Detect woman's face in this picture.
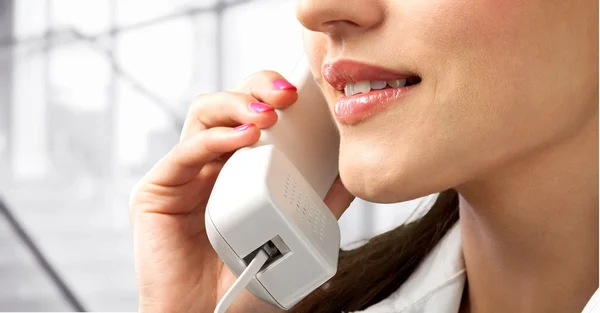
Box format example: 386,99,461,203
296,0,598,203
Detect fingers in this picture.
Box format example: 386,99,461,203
180,92,277,141
324,176,355,220
146,125,260,188
234,70,298,109
180,71,298,141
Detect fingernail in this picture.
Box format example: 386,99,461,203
249,102,274,113
233,123,253,131
272,79,297,91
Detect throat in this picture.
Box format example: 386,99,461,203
455,113,598,313
458,195,598,313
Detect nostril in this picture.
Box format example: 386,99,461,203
323,20,360,28
320,20,361,36
328,19,362,32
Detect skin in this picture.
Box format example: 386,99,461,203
130,0,598,312
297,0,598,312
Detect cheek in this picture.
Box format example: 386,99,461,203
412,0,525,64
402,0,595,190
407,0,531,134
418,0,595,139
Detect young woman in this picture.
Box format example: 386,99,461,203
129,0,599,312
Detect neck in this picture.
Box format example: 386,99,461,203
457,113,599,313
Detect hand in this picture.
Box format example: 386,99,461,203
129,71,355,313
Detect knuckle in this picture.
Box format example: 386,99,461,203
171,139,192,159
187,92,233,119
239,70,282,87
230,91,257,103
189,93,211,114
255,69,281,78
128,178,152,215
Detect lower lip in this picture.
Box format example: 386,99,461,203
334,86,415,124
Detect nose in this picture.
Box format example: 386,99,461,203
296,0,384,36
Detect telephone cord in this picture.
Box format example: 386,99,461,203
214,249,270,313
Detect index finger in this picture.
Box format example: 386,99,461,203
234,70,298,109
143,125,260,188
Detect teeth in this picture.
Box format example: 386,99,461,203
370,80,387,90
344,83,354,97
353,81,371,94
387,79,407,88
344,81,371,97
344,78,409,97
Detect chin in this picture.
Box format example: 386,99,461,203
336,136,462,204
337,144,421,204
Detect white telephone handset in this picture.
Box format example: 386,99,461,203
205,57,341,312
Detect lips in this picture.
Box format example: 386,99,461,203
322,60,421,124
323,61,415,91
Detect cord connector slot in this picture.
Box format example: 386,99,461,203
243,238,286,270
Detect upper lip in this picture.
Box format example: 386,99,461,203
323,60,415,91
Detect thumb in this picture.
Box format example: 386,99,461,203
323,176,355,220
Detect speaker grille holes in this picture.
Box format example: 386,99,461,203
283,172,326,241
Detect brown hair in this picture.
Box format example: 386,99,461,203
291,189,460,313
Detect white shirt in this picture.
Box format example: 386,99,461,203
353,223,598,313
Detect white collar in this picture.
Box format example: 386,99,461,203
351,223,465,313
583,288,599,313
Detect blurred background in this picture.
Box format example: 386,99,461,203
0,0,430,311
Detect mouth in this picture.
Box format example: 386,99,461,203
323,60,422,124
342,76,421,96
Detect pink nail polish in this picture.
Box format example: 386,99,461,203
272,79,297,91
234,123,253,131
249,102,274,113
